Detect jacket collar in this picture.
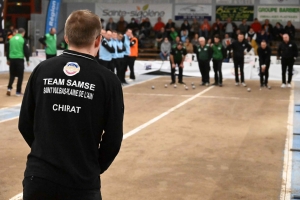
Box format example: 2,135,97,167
63,50,96,61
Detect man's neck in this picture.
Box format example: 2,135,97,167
69,47,96,57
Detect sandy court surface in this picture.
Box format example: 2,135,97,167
0,74,292,200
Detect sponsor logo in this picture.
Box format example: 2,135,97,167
63,62,80,76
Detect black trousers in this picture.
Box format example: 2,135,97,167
111,58,118,73
98,59,112,71
281,57,294,84
23,176,101,200
127,56,136,80
8,59,24,93
212,59,223,84
46,54,56,60
170,61,183,83
259,62,270,85
233,57,245,83
198,60,210,84
117,58,126,83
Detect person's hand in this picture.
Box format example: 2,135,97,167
180,63,184,68
6,61,10,65
27,61,30,67
295,57,297,61
172,63,176,68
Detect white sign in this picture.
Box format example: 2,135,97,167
260,0,300,4
216,0,254,4
174,5,212,20
95,3,172,25
257,6,300,22
175,0,211,3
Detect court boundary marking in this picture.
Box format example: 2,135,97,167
280,86,294,200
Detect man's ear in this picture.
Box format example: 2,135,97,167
64,35,69,44
95,35,101,49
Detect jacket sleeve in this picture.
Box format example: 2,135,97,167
38,35,47,46
293,42,299,58
6,41,10,60
18,67,38,147
23,40,30,62
246,42,252,52
98,79,124,174
130,38,137,47
102,40,115,53
208,47,212,60
222,46,226,59
277,43,282,58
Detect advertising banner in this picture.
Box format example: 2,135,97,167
216,0,254,4
257,6,300,22
260,0,300,4
216,6,254,21
96,3,172,25
45,0,61,33
174,5,212,21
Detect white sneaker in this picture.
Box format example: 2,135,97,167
205,83,209,86
242,82,247,87
281,84,286,88
235,82,239,86
287,84,292,88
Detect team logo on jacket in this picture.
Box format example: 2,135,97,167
63,62,80,76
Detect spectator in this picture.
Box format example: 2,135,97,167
153,17,165,34
256,29,269,45
285,21,296,40
155,27,167,49
273,22,284,41
222,33,233,48
101,19,106,30
251,18,262,33
165,19,175,38
126,18,139,35
160,37,171,61
239,19,249,34
223,18,237,37
7,28,17,40
245,28,257,41
181,29,189,43
106,18,117,31
191,33,199,46
234,29,241,40
181,20,190,33
139,17,152,39
190,18,200,37
262,19,273,36
184,38,193,53
6,25,14,41
211,18,223,39
200,18,211,39
172,36,181,48
170,27,178,42
116,16,128,34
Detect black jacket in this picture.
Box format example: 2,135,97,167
277,41,298,59
226,40,252,59
257,46,271,65
19,50,124,189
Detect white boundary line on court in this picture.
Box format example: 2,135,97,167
280,86,294,200
123,76,161,89
123,86,215,140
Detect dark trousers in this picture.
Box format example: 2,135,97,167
127,56,136,80
233,57,245,83
281,57,294,84
259,62,270,85
170,61,183,83
117,58,126,83
212,59,223,84
23,176,101,200
8,59,24,93
111,58,118,73
198,60,210,83
46,54,56,60
98,59,111,71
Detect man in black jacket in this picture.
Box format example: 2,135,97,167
19,10,124,200
257,40,271,88
277,33,298,88
226,33,252,86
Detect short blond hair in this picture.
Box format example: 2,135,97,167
64,10,101,47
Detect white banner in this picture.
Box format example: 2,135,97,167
216,0,254,4
257,6,300,22
95,3,172,25
174,5,212,21
175,0,211,3
260,0,300,4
